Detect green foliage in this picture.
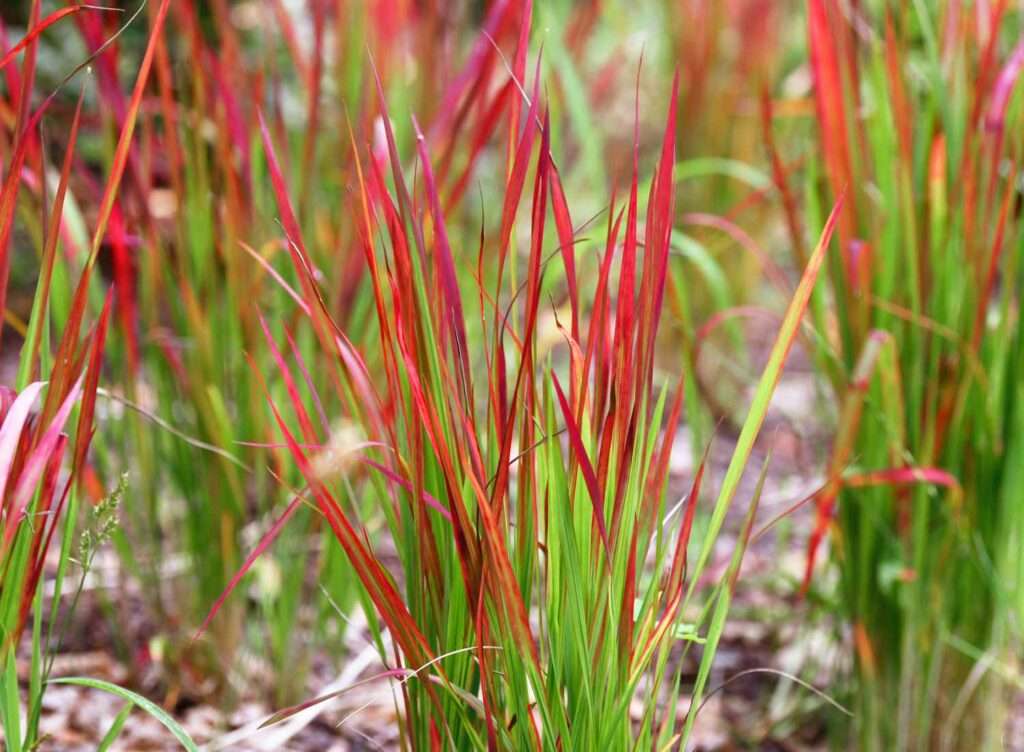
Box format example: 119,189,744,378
796,2,1024,748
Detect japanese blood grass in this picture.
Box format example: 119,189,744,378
790,2,1024,749
0,0,245,705
0,6,133,749
54,0,541,701
196,28,845,741
0,5,205,748
0,357,107,752
20,1,784,707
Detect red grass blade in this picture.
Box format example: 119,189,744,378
196,493,306,640
362,459,453,523
71,290,113,485
841,467,961,496
3,375,84,546
808,0,853,243
258,112,312,270
548,165,579,338
429,0,514,141
552,372,611,563
413,118,471,393
0,6,115,73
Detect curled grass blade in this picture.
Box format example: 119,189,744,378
48,678,198,752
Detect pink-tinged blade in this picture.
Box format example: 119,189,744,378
842,467,961,494
332,332,385,437
4,376,84,545
0,382,47,501
986,38,1024,134
12,434,67,642
496,77,542,260
76,10,127,123
844,239,872,295
20,432,65,569
362,459,453,522
523,109,552,333
368,57,418,248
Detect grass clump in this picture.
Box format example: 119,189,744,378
198,7,845,742
791,2,1024,748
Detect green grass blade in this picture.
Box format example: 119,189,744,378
686,196,844,597
48,678,199,751
96,702,133,752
